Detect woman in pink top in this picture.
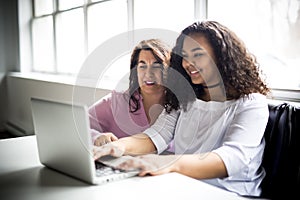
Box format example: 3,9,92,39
89,39,171,147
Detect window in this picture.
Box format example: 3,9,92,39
207,0,300,90
134,0,194,32
26,0,300,94
31,0,129,75
87,0,128,54
56,8,85,74
32,16,54,72
29,0,199,88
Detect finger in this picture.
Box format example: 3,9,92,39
138,163,156,176
96,141,105,146
110,134,118,141
109,145,124,157
105,138,112,144
93,145,112,160
145,169,162,176
94,137,102,146
138,170,152,176
94,140,100,146
117,158,154,174
117,160,139,171
93,147,103,160
105,133,118,142
94,136,106,146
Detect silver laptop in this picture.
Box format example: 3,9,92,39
30,97,139,185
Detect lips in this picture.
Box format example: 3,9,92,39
144,81,155,86
188,66,203,76
190,70,199,75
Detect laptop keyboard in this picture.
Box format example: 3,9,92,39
95,162,124,177
94,161,140,184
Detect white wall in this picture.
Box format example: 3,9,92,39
6,74,111,136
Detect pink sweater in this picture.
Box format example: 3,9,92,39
88,90,150,144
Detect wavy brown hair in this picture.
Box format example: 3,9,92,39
165,21,270,112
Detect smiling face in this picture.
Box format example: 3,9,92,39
181,33,220,86
137,50,165,95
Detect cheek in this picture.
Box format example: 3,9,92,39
137,71,144,84
137,69,144,78
201,56,214,67
181,59,188,69
154,72,163,83
206,60,218,73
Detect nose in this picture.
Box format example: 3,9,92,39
145,67,154,77
182,58,195,70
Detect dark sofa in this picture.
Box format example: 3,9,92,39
260,102,300,199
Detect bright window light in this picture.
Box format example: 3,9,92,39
34,0,53,16
32,16,55,72
208,0,300,89
87,0,127,54
28,0,300,91
56,8,85,74
58,0,83,10
134,0,194,32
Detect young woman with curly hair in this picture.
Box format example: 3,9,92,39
93,21,270,197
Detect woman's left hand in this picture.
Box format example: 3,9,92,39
117,154,180,176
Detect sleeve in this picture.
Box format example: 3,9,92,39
88,93,113,144
144,109,180,154
212,94,269,177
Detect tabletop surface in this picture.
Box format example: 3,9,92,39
0,135,264,200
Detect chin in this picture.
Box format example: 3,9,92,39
191,80,203,84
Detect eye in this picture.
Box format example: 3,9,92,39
138,64,147,69
152,64,164,69
194,52,204,57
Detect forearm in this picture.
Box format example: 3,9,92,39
116,133,157,155
174,152,228,179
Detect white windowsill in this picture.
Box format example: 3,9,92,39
8,72,76,85
7,72,300,106
7,72,128,91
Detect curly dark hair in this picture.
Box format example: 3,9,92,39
165,21,270,112
127,39,171,113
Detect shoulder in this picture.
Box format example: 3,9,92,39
237,93,268,105
88,90,124,110
244,93,267,101
88,90,128,114
110,90,134,104
111,90,127,97
96,90,127,103
234,93,269,114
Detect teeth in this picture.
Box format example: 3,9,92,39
145,81,155,85
190,71,199,74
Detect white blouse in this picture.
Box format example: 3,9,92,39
144,93,269,196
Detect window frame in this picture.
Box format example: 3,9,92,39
28,0,207,75
18,0,300,103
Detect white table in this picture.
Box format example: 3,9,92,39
0,136,263,200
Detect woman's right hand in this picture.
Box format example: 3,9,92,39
94,133,118,146
93,141,125,160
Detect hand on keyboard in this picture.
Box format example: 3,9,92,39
93,142,125,160
97,155,140,169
